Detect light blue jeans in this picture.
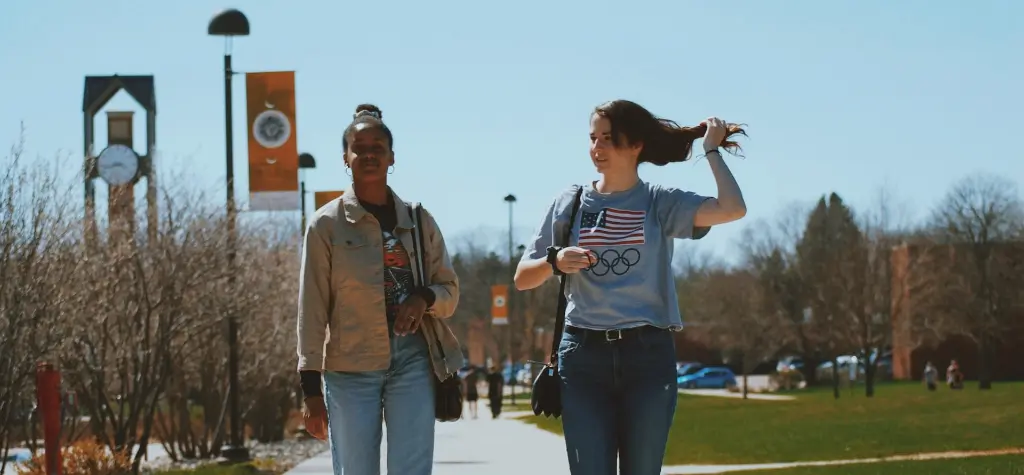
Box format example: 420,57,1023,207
323,333,435,475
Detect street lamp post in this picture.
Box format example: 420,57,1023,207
298,152,317,231
208,8,250,463
295,152,317,410
515,243,530,381
503,193,517,405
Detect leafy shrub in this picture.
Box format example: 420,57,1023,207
17,438,132,475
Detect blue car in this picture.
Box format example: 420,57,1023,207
677,367,737,389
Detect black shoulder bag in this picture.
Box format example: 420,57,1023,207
531,186,583,418
408,203,463,422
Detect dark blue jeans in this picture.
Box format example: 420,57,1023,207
558,325,678,475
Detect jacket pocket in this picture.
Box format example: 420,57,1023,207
326,288,390,367
331,235,382,291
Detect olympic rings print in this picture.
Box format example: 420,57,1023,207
585,248,642,276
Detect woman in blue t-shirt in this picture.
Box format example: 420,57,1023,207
514,99,748,475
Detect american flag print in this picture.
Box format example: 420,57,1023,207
578,208,646,247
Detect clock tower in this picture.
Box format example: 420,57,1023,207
82,75,157,246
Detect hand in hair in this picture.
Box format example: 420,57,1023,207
701,117,730,153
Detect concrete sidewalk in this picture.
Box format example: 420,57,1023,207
285,406,569,474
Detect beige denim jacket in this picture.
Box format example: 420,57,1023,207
296,187,464,380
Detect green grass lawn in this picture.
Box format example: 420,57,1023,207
727,454,1024,475
521,382,1024,466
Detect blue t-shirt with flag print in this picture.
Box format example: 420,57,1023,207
521,180,710,331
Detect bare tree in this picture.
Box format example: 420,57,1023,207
516,276,560,367
673,243,724,278
148,185,304,460
687,269,787,399
236,225,301,444
923,174,1024,389
734,203,808,363
450,243,504,363
0,139,346,474
848,184,918,397
0,135,82,475
736,201,810,265
58,179,241,472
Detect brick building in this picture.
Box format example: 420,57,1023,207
890,242,1024,381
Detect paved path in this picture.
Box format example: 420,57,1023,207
285,406,568,474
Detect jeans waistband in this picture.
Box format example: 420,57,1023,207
564,324,666,342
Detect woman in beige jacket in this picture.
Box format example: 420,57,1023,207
296,104,463,475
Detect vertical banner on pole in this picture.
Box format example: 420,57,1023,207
35,362,62,475
491,284,508,325
246,71,299,211
314,190,345,210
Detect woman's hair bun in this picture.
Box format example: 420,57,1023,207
353,103,382,119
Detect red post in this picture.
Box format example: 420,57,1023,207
35,362,62,475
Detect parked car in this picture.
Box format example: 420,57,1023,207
816,350,893,382
776,355,804,373
678,367,737,389
677,362,704,378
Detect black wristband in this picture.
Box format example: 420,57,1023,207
415,287,437,308
546,246,564,276
705,149,721,156
299,370,323,399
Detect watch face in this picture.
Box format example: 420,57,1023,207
97,144,139,186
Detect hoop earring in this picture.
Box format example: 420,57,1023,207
345,167,352,177
387,165,395,175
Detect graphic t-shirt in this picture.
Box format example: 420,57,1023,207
381,229,415,325
521,180,710,331
360,198,414,326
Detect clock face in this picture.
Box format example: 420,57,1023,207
97,144,139,186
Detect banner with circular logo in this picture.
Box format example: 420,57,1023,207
245,71,299,211
491,284,509,325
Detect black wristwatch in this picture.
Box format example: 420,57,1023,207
546,246,564,276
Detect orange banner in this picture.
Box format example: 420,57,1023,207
491,284,508,325
314,190,345,210
246,71,299,211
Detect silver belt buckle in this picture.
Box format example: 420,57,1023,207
605,329,623,341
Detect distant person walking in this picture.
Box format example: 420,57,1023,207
923,361,938,391
515,100,748,474
486,366,505,419
295,104,463,475
464,366,480,419
946,359,964,390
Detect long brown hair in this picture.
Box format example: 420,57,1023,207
593,99,747,166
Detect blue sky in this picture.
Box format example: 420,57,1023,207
1,0,1021,263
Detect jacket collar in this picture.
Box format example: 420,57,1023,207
340,186,415,230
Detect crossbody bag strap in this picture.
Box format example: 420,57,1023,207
409,203,449,364
547,186,584,365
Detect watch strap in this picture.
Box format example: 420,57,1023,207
546,246,564,276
